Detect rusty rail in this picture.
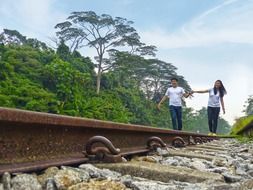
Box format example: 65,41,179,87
0,107,218,174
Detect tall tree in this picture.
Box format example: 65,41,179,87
55,11,155,94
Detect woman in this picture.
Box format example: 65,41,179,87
192,80,227,136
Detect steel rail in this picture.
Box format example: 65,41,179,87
0,107,218,174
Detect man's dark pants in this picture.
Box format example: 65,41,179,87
169,105,182,130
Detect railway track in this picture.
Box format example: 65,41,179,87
0,107,218,175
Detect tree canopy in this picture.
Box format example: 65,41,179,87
55,11,156,94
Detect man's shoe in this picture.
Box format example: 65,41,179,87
208,132,213,136
212,133,217,136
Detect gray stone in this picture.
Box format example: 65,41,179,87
191,160,206,171
205,182,240,190
238,148,248,153
222,172,242,183
120,174,134,186
207,167,228,174
79,164,104,178
156,147,170,157
2,172,11,190
241,179,253,189
247,169,253,177
37,167,59,187
132,156,161,163
79,163,121,180
61,166,90,181
235,167,248,176
129,180,176,190
11,174,42,190
99,168,122,180
247,164,253,170
54,169,83,190
238,153,252,160
212,157,227,167
68,179,128,190
45,178,57,190
161,157,179,166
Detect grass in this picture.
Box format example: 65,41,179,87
230,115,253,135
217,134,238,138
236,136,253,143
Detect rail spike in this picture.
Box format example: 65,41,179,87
207,137,213,142
171,136,186,148
194,137,203,144
202,137,208,143
85,136,122,163
147,136,166,151
188,136,196,145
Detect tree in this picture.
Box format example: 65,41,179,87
43,58,91,115
55,11,155,94
103,51,190,102
0,29,26,45
0,29,50,51
243,95,253,116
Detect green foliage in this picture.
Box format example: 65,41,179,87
230,115,253,135
0,77,58,112
236,136,253,143
0,45,58,112
80,91,131,122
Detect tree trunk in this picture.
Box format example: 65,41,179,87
96,56,103,94
96,70,102,94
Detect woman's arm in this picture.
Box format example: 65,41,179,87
220,97,225,114
183,92,192,98
192,90,209,93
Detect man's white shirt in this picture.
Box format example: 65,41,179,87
165,87,185,106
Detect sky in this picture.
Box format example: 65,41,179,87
1,0,253,124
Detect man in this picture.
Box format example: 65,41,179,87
158,78,191,130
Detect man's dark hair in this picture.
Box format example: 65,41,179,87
171,77,178,82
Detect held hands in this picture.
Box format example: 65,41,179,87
186,91,194,98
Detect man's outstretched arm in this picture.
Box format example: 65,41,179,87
157,96,168,110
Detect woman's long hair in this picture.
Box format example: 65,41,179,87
214,80,227,98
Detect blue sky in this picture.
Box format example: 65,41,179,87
1,0,253,124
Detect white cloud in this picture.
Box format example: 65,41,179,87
140,0,253,49
0,0,66,43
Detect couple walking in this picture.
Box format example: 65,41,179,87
158,78,227,135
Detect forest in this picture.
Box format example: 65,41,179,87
0,11,237,134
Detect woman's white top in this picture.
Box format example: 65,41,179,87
208,88,220,107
